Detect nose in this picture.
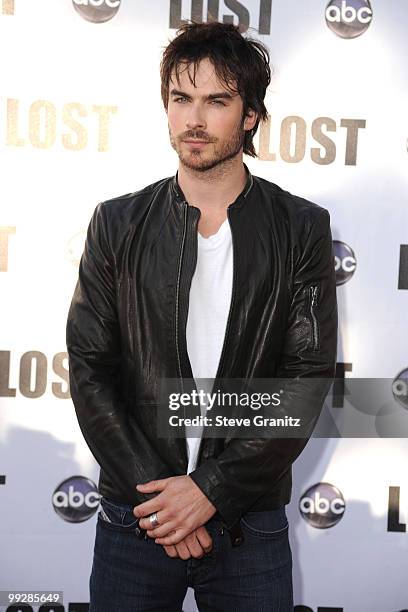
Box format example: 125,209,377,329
185,103,206,131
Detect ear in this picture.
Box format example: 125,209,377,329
243,108,258,132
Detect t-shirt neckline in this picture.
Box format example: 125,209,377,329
197,218,229,245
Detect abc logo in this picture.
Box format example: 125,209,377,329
72,0,121,23
325,0,373,39
52,476,100,522
333,240,356,285
299,482,345,528
392,368,408,410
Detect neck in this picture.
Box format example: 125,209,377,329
176,156,248,211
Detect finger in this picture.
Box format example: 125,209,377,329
155,528,187,546
139,510,170,531
136,478,170,494
174,541,191,561
133,498,164,519
195,526,213,552
184,531,205,559
163,545,179,558
145,520,178,539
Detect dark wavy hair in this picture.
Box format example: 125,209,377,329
160,21,272,158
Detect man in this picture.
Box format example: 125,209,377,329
66,20,337,612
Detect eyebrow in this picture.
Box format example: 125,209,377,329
169,88,236,101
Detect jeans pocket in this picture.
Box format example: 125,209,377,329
98,496,140,532
240,507,289,538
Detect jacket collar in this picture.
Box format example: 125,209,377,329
171,162,254,210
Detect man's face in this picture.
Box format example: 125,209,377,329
167,57,256,172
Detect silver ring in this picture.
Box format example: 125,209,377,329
149,512,160,528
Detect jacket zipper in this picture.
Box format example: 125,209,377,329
125,226,139,361
175,202,188,393
309,284,320,351
118,274,134,360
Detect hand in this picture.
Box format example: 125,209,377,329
162,525,213,560
133,475,217,546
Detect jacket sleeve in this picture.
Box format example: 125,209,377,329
66,201,173,504
188,208,338,530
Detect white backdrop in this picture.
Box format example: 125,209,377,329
1,1,408,610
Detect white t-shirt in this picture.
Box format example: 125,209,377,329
185,216,233,474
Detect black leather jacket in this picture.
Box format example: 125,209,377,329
66,163,338,534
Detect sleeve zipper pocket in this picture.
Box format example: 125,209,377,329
308,284,320,351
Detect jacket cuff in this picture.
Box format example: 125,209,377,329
188,458,242,530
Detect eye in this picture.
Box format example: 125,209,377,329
211,100,225,106
174,96,188,103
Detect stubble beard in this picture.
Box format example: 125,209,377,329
169,116,246,174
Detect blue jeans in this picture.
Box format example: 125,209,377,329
89,496,293,611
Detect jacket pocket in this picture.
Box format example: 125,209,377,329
307,283,320,352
